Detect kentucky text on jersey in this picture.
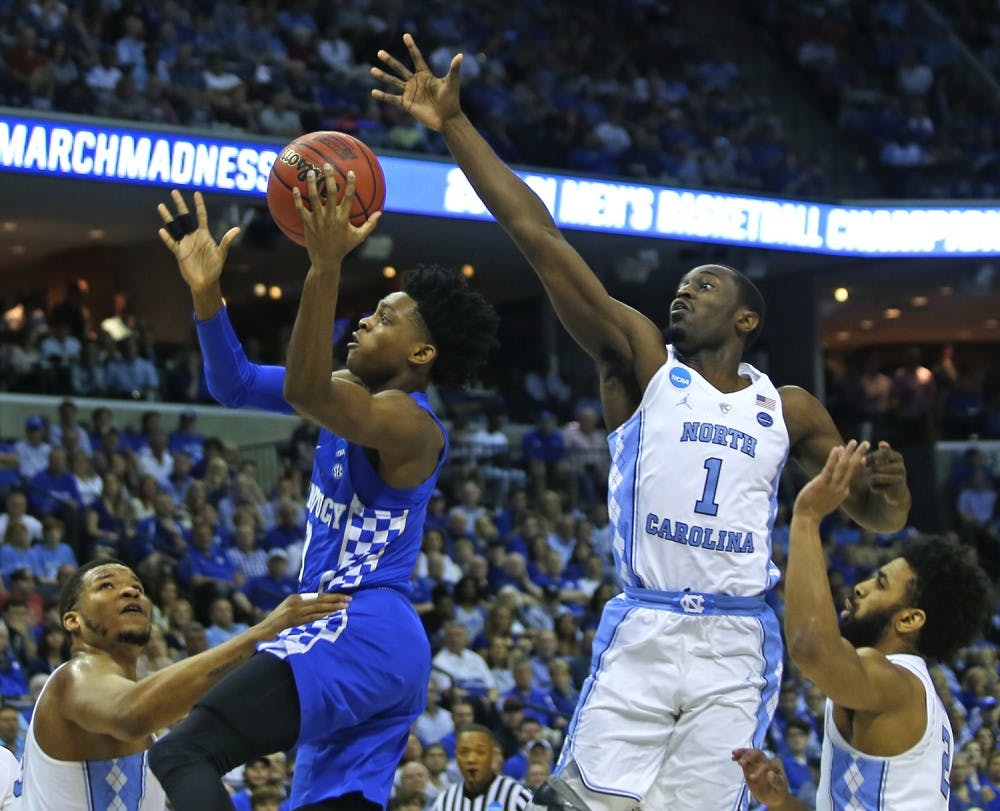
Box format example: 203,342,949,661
680,421,758,457
644,514,755,553
305,482,350,530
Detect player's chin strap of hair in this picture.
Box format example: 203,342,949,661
165,212,198,241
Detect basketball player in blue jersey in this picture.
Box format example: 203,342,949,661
18,559,349,810
734,440,992,810
148,176,498,810
373,36,911,810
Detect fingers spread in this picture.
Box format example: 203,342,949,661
371,66,406,91
403,32,430,72
171,189,189,215
377,48,413,80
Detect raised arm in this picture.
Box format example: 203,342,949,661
372,35,666,386
781,385,910,533
157,190,292,414
784,441,920,711
279,167,443,476
61,592,349,740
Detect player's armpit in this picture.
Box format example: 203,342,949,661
60,659,151,741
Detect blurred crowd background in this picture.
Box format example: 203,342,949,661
2,1,1000,810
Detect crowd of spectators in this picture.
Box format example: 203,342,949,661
0,0,827,197
0,379,997,808
746,0,1000,199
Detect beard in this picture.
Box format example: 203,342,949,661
840,604,898,649
118,629,151,646
665,323,687,348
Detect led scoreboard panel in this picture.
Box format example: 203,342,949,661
3,113,1000,257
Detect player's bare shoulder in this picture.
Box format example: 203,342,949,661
778,385,831,447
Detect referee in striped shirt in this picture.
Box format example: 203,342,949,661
431,724,533,811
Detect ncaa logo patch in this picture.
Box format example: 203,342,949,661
756,412,773,427
669,367,691,388
488,803,503,811
332,463,344,479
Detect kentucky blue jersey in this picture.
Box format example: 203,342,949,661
297,392,447,594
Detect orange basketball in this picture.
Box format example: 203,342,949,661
267,131,386,246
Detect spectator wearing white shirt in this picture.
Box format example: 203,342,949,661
431,622,498,702
415,679,454,746
138,432,174,489
0,492,42,543
40,322,81,367
50,400,93,456
15,417,51,479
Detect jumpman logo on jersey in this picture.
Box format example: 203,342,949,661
675,393,692,409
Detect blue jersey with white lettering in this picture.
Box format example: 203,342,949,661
607,345,788,596
298,391,447,594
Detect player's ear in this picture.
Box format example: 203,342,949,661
895,606,925,636
63,610,81,636
736,307,760,338
410,341,437,368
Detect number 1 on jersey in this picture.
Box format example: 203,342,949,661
694,457,722,516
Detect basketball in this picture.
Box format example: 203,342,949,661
267,131,386,246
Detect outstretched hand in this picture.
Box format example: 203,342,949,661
157,190,239,292
293,164,381,270
732,749,792,805
371,32,463,132
794,439,869,522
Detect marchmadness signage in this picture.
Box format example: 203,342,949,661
3,113,1000,257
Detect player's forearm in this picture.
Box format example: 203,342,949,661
441,114,558,244
195,305,292,413
785,514,843,670
118,625,270,736
283,265,341,407
847,485,911,534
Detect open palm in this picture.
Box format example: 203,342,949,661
371,33,463,132
157,190,239,291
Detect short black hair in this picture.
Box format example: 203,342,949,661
403,265,499,388
902,536,993,661
58,558,129,619
456,723,500,749
718,264,765,347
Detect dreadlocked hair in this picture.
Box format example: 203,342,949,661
403,265,499,388
902,535,994,662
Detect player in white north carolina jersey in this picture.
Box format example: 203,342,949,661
16,560,345,810
736,442,993,811
372,33,912,810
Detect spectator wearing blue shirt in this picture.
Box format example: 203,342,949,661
203,597,249,649
132,491,187,565
27,447,82,518
0,624,28,706
104,335,159,399
1,522,38,580
263,500,303,551
547,658,579,721
168,411,206,466
32,517,77,596
239,549,297,616
502,659,558,728
780,717,813,795
521,411,569,502
502,717,552,780
163,451,195,504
